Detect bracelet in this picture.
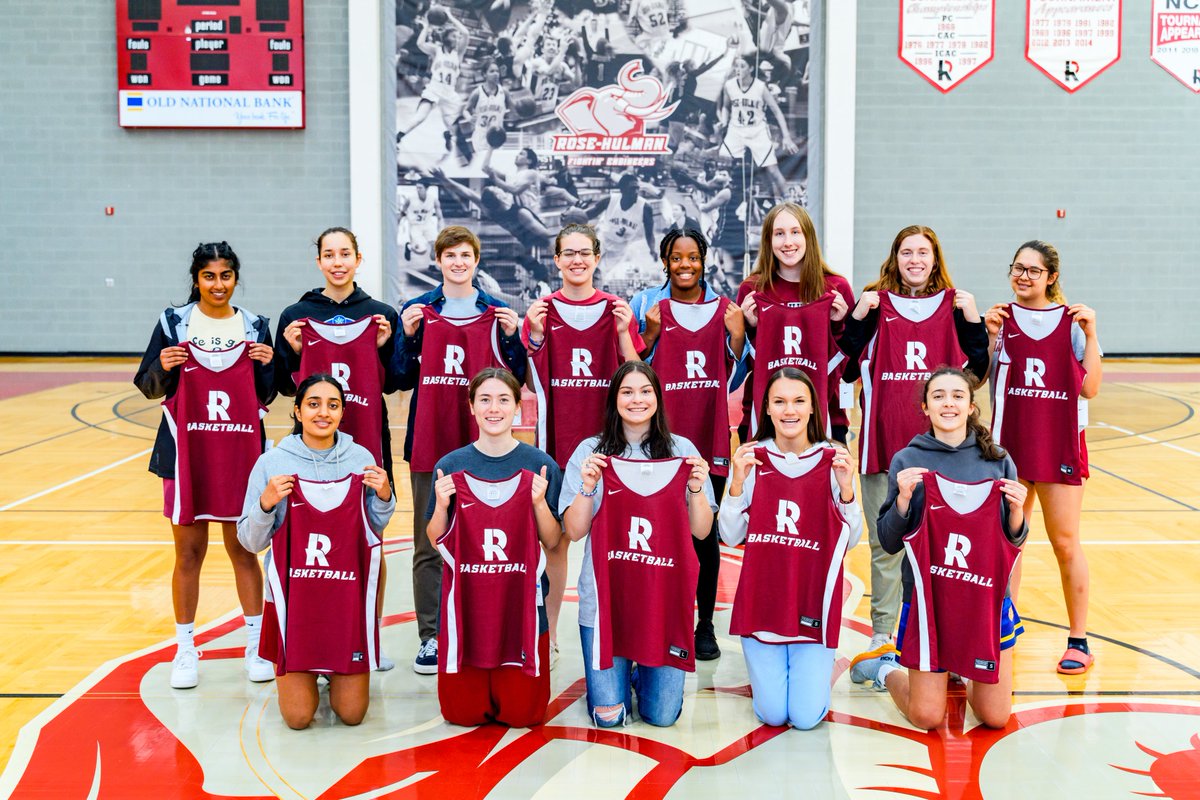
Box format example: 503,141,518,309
528,336,544,348
687,484,704,495
580,485,598,497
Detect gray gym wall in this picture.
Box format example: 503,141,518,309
854,1,1199,354
0,0,354,354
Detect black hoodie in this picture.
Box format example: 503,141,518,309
877,431,1028,603
275,284,401,478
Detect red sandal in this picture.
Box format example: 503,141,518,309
1057,647,1094,675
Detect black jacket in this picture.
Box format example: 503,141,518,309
133,304,275,479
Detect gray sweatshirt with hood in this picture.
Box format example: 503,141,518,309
877,431,1028,603
237,432,395,554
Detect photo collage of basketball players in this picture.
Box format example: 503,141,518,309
392,0,812,309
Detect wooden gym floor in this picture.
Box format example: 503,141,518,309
0,357,1198,798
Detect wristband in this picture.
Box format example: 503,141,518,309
580,485,598,497
528,336,544,348
687,484,703,495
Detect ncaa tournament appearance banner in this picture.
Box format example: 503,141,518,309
1152,0,1200,93
898,1,995,93
1025,1,1121,93
390,0,814,309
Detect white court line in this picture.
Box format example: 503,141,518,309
0,447,152,512
1092,422,1200,458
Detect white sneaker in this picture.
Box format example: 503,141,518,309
549,641,560,670
170,647,200,689
868,632,893,651
244,646,275,682
376,654,396,672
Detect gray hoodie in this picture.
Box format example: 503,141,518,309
877,431,1028,602
237,432,395,554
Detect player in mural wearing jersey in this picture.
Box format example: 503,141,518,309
523,223,644,657
562,362,716,727
587,173,657,288
463,60,510,160
717,56,797,200
985,241,1102,675
396,5,471,156
394,226,526,675
629,227,747,661
627,0,672,57
839,225,989,665
736,204,853,441
426,368,563,726
849,368,1028,731
238,374,395,729
720,368,860,729
134,242,276,690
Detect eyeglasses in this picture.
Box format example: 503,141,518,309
1009,263,1046,280
557,249,596,260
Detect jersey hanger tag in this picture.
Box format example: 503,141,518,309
839,382,854,409
209,354,224,368
1031,312,1044,326
334,326,347,338
486,486,500,501
639,462,653,475
952,482,968,496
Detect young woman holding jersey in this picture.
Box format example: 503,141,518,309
840,225,990,662
238,374,395,730
134,242,275,690
985,241,1102,674
736,203,854,443
719,368,861,729
562,362,716,728
426,367,563,727
629,226,747,661
849,368,1027,731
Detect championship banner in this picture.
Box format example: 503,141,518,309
390,0,814,309
1151,0,1200,93
1026,1,1121,93
898,1,995,93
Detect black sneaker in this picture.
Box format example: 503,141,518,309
413,638,438,674
695,620,721,661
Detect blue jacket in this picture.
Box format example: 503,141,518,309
392,284,527,463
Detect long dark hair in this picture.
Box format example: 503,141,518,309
755,367,827,447
1011,239,1066,304
594,362,674,460
187,241,240,304
291,373,347,435
922,367,1006,461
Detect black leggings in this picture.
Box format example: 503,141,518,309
694,474,726,624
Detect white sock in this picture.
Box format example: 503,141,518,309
244,615,262,651
877,659,900,685
176,622,195,651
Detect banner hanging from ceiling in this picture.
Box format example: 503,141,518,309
898,1,995,93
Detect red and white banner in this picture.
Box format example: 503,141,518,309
1026,1,1121,92
898,1,995,93
1151,0,1200,93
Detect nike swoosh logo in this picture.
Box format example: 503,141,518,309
885,315,899,322
291,502,305,508
306,339,321,346
461,502,475,509
665,325,677,331
184,367,199,372
757,470,773,477
930,505,945,510
607,489,622,496
1007,333,1021,338
551,324,564,331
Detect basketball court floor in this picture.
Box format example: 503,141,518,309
1,357,1198,798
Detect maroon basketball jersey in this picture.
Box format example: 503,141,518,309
750,293,844,438
296,317,385,466
992,304,1086,485
260,474,382,675
410,307,505,472
859,291,966,474
529,298,621,467
162,342,265,525
729,447,851,647
653,297,733,476
590,457,699,671
899,473,1018,684
437,470,546,676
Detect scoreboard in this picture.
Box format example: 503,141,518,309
117,0,305,128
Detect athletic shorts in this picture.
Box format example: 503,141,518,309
896,596,1024,671
721,127,777,168
163,479,175,520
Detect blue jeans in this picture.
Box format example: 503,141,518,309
579,625,685,728
741,637,835,730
